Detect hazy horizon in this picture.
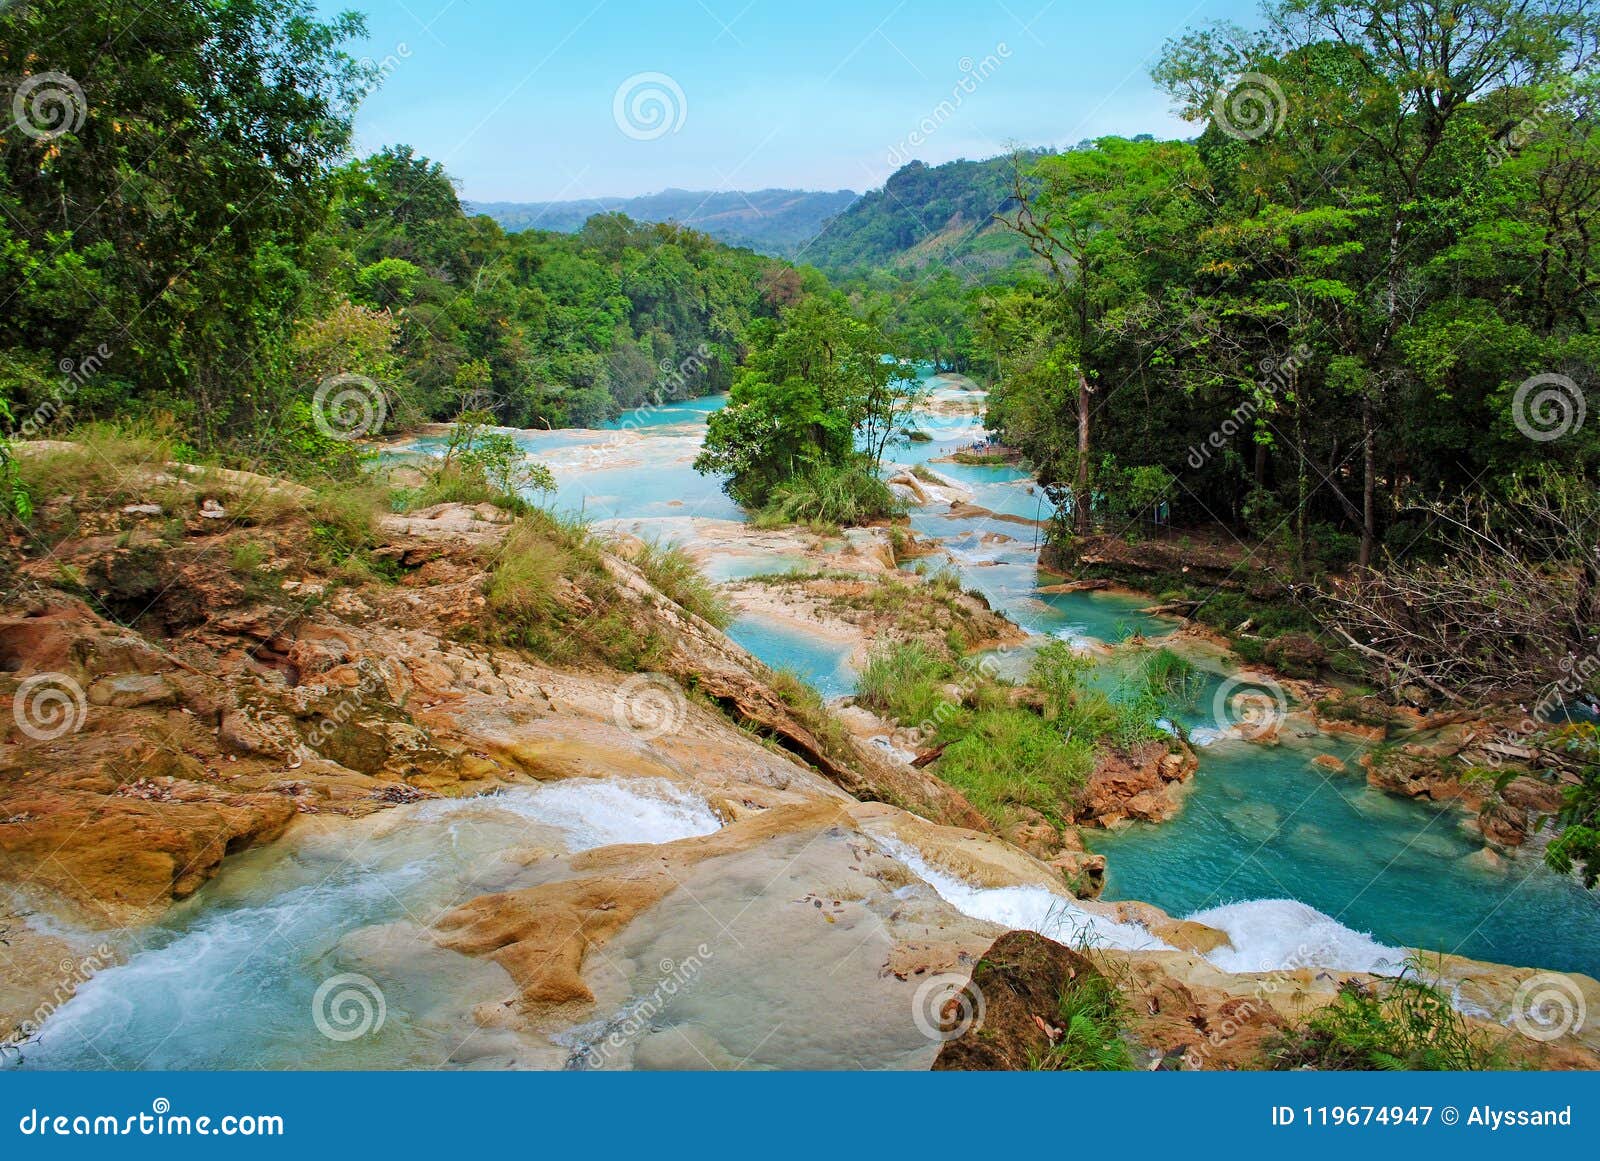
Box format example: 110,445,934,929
321,0,1261,203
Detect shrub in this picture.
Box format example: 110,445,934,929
1139,646,1201,704
753,460,902,530
1267,962,1506,1071
1262,632,1327,679
405,411,557,514
0,399,28,520
632,539,733,629
1031,640,1165,749
1546,724,1600,888
856,640,956,728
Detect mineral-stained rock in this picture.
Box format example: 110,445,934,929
86,672,176,709
1074,740,1196,827
0,781,296,923
434,800,856,1007
932,930,1109,1070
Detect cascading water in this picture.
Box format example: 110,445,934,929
872,835,1171,953
9,778,722,1070
15,388,1597,1072
396,388,1598,978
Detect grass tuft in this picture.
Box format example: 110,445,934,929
478,509,668,671
1031,971,1133,1071
631,539,734,629
1267,959,1507,1071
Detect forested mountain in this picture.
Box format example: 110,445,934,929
471,188,858,257
802,153,1052,279
336,150,804,431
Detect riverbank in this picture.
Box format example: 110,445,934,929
379,391,1600,978
2,458,1591,1067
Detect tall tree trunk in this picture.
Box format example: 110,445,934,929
1294,387,1308,579
1075,367,1092,537
1360,392,1376,569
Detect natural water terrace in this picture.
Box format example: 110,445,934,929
19,384,1591,1072
386,384,1600,980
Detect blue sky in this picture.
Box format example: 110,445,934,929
323,0,1262,203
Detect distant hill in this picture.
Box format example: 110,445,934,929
798,153,1049,281
469,188,858,257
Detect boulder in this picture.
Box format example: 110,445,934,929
86,673,176,710
932,930,1107,1070
1075,741,1196,827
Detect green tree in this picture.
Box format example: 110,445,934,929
994,138,1207,535
695,296,916,510
0,0,375,445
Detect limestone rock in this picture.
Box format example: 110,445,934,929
86,672,176,709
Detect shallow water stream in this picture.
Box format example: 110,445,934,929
17,380,1598,1070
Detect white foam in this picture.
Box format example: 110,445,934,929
14,779,722,1068
875,836,1171,952
416,778,721,852
1186,898,1405,975
879,837,1408,977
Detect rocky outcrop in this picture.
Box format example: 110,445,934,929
932,930,1108,1070
1073,741,1198,828
1359,725,1569,848
0,466,988,936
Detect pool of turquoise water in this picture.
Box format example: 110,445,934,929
391,399,741,523
700,552,813,583
725,616,855,700
601,394,726,429
1088,666,1600,975
1093,735,1600,975
393,388,1600,976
